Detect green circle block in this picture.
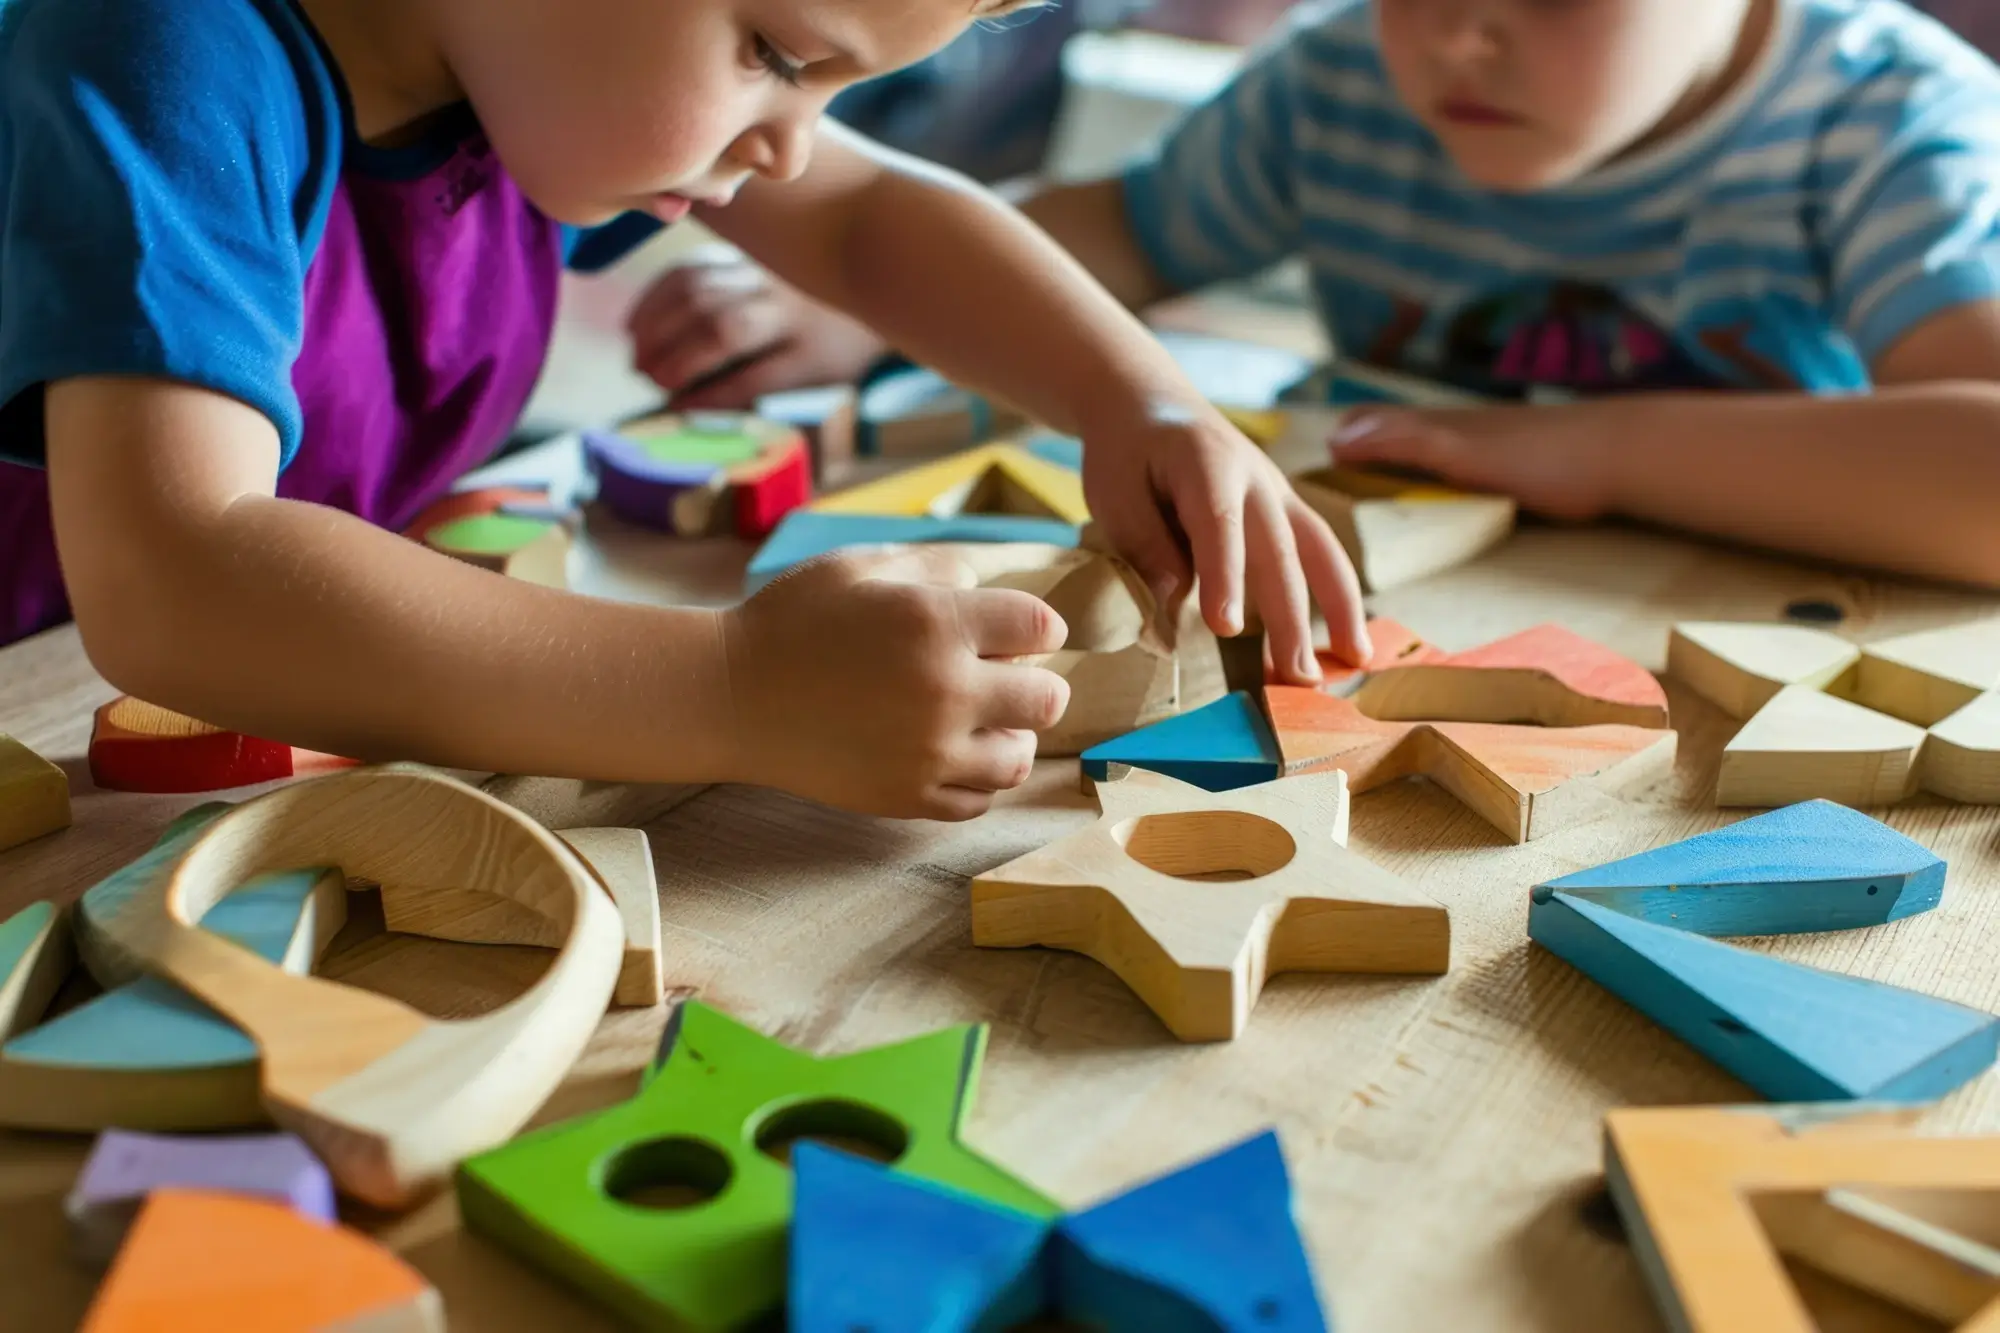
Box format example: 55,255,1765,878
425,513,555,554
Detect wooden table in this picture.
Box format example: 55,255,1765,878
7,501,2000,1331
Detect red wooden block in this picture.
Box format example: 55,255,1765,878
88,699,294,795
733,437,812,540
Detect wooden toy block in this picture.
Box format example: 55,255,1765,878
757,384,859,479
1304,616,1447,695
745,510,1080,593
1855,619,2000,726
2,865,347,1133
1666,622,1859,720
971,768,1450,1042
1536,800,1945,936
811,441,1090,525
66,1129,335,1267
80,1189,442,1332
858,366,1029,458
84,766,623,1208
0,900,71,1042
1926,689,2000,803
789,1143,1050,1332
381,826,664,1008
477,772,708,830
1265,686,1676,843
1530,888,1999,1101
1751,1186,2000,1326
1080,691,1280,792
1605,1103,2000,1333
89,697,296,794
1052,1130,1329,1332
419,512,570,588
1717,685,1927,808
1024,431,1084,472
400,486,554,538
0,733,69,851
455,999,1056,1331
1351,622,1670,729
1290,464,1515,593
589,412,812,538
76,802,234,987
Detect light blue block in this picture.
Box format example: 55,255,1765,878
1530,889,2000,1102
1024,433,1083,472
789,1144,1050,1332
1082,692,1280,792
1052,1131,1331,1332
1539,801,1945,936
745,512,1080,593
75,802,233,987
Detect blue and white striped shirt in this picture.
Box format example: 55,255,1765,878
1123,0,2000,398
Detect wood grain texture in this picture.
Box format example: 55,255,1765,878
88,767,624,1207
0,734,69,852
1606,1105,2000,1333
1353,623,1670,729
971,769,1449,1042
1718,686,1927,808
1290,465,1515,594
1752,1187,2000,1325
80,1189,442,1332
88,698,296,795
1667,622,1860,720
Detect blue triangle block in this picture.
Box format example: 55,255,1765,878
1052,1131,1330,1332
1530,889,1999,1101
1081,692,1281,792
746,511,1080,592
1539,801,1945,936
789,1143,1050,1332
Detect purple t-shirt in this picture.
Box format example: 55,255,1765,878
0,0,654,646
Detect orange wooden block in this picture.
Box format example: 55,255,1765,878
1351,623,1670,729
89,698,295,795
1265,686,1675,843
82,1189,442,1331
1298,616,1448,694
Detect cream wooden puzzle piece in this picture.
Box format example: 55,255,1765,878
1288,465,1516,593
87,765,623,1208
970,768,1449,1042
1666,622,1861,720
1606,1104,2000,1333
1926,690,2000,804
1716,685,1928,808
1351,623,1670,729
1855,619,2000,726
381,826,664,1007
0,734,70,852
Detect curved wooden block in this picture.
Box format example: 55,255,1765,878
1354,623,1669,729
1718,686,1926,809
1925,691,2000,804
1290,465,1515,593
89,697,295,795
0,900,71,1042
1667,623,1859,721
0,733,70,852
81,1190,441,1332
93,766,623,1208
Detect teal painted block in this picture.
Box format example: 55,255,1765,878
75,802,233,987
1081,692,1280,792
745,512,1079,593
1024,434,1083,472
1539,801,1945,936
1530,889,2000,1101
790,1144,1050,1332
1053,1131,1330,1331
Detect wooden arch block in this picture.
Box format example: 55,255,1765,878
1667,622,1859,720
1606,1104,2000,1333
1531,889,1998,1101
1717,686,1927,808
1351,623,1669,729
0,733,69,852
1536,800,1945,937
456,1000,1054,1330
82,766,624,1207
971,768,1450,1042
0,900,71,1042
81,1190,441,1332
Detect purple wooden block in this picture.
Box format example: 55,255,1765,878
65,1129,336,1266
583,428,722,531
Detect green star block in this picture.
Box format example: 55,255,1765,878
455,1001,1055,1331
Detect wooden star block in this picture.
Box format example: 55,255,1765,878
456,1000,1054,1331
1264,687,1675,843
1351,622,1670,729
1606,1103,2000,1333
0,734,69,852
971,768,1449,1042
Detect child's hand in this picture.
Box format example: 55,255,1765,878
1084,401,1371,682
720,547,1071,821
1329,404,1616,522
626,254,889,408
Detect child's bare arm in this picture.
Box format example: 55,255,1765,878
46,375,1067,818
1330,301,2000,587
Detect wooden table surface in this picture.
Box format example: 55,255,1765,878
7,499,2000,1331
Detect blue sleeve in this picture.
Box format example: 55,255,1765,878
1120,26,1305,294
0,0,323,467
1821,42,2000,364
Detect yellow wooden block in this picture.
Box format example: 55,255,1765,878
0,735,70,853
810,443,1089,525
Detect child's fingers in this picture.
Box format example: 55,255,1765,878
1090,490,1192,616
920,786,999,822
970,660,1072,733
1168,460,1250,639
669,344,817,411
1290,495,1372,667
635,293,790,392
1244,486,1320,685
625,257,764,341
947,726,1042,793
1329,409,1471,478
955,586,1070,659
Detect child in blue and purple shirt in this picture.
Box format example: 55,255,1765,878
0,0,1370,820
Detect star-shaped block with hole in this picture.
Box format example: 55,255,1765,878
971,767,1450,1042
454,1000,1055,1331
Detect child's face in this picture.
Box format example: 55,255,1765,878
1375,0,1754,191
435,0,981,224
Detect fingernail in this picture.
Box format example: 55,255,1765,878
1221,599,1243,636
1294,648,1322,683
1330,415,1382,447
1355,629,1376,662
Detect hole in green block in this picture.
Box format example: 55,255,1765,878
755,1099,909,1167
604,1136,733,1210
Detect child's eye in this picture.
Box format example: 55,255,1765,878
754,36,804,88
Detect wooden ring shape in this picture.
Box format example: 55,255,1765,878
100,765,624,1209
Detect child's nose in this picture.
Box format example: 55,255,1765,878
736,114,815,184
1432,0,1505,64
